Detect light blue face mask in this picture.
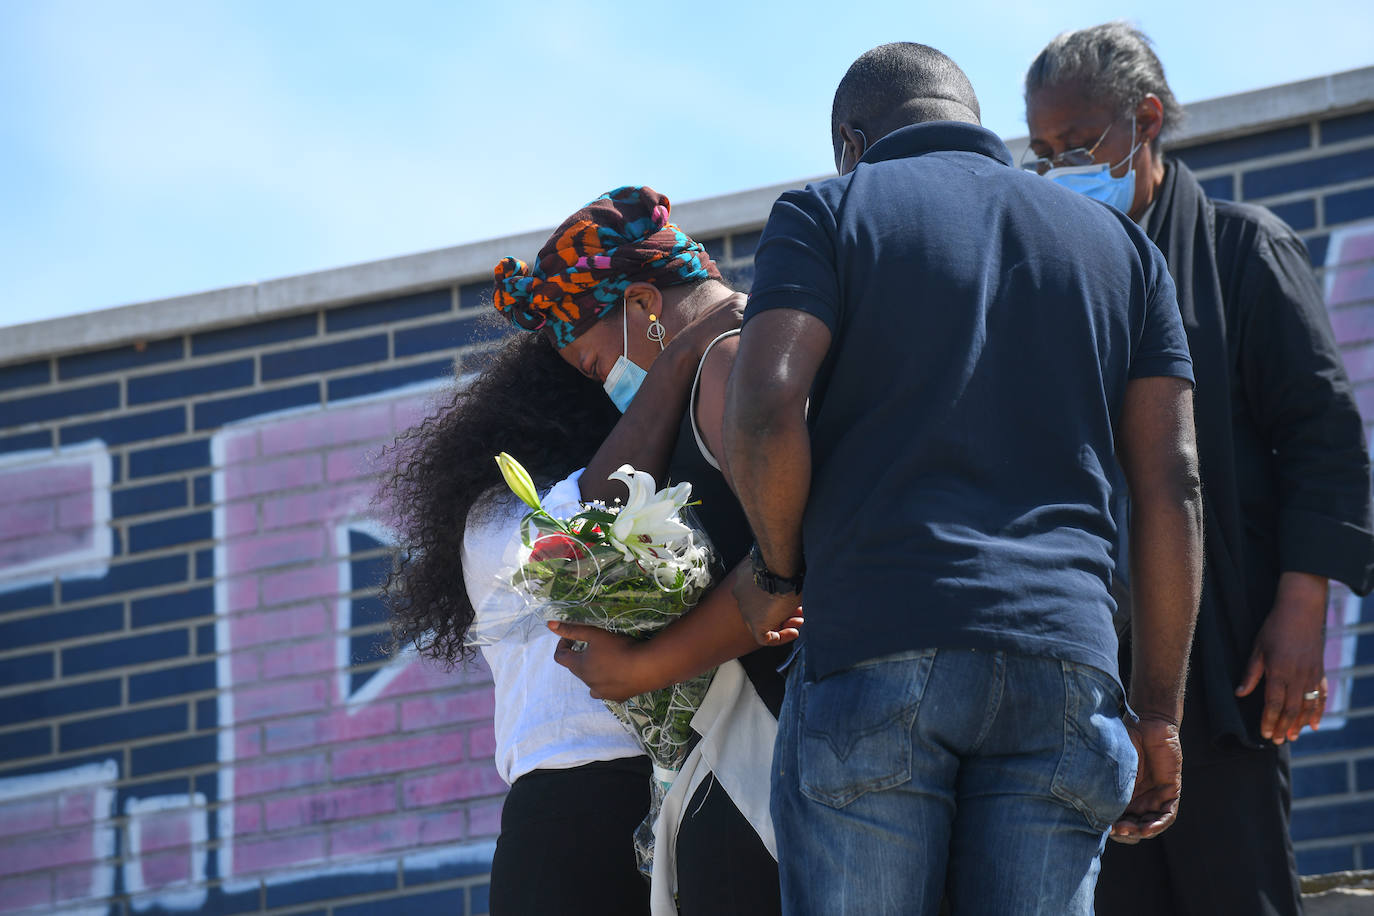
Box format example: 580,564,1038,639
602,304,647,413
1045,118,1143,213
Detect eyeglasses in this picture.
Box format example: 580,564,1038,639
1021,120,1117,175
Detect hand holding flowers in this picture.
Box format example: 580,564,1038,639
549,621,658,702
491,453,719,876
514,456,714,770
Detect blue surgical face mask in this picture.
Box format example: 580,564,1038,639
602,305,646,413
1045,118,1142,213
603,356,646,413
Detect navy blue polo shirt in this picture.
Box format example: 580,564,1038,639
744,121,1193,685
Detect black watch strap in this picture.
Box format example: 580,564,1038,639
750,541,804,595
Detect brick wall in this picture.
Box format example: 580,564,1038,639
0,225,759,913
1,72,1372,912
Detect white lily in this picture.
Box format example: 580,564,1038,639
607,465,694,560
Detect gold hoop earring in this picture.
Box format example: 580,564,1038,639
646,313,666,350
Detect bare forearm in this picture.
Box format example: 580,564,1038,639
723,402,810,576
1128,490,1203,722
1117,377,1204,724
581,346,696,503
1276,570,1328,608
721,309,830,577
627,563,760,690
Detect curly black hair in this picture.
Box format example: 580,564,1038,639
379,328,620,667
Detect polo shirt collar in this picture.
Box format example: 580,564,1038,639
859,121,1014,169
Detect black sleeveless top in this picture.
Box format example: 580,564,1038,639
667,409,788,717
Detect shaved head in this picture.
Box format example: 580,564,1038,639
831,42,981,159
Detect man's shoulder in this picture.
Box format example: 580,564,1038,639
787,174,848,208
765,179,847,236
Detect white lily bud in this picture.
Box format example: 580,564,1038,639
495,452,542,511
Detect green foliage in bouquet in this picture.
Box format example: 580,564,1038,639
494,452,717,774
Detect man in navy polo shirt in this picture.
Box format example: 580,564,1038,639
721,43,1203,914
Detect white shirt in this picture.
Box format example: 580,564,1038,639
462,469,643,785
650,659,778,914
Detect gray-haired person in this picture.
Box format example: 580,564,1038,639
1025,22,1374,916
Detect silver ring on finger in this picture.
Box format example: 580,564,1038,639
570,640,588,654
1302,689,1321,701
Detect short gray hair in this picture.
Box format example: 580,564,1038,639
1024,22,1184,145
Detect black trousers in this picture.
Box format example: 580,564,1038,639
1095,743,1303,916
490,757,651,916
675,774,782,916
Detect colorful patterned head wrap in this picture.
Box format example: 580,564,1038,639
492,186,722,348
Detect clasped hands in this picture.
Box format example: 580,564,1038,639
732,575,805,647
1111,716,1182,844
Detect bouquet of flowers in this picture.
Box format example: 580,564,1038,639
492,453,718,874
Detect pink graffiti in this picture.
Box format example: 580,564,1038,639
123,794,209,910
0,761,117,913
1327,221,1374,349
0,441,110,587
1319,421,1374,730
212,391,502,888
1327,227,1374,308
1321,220,1374,729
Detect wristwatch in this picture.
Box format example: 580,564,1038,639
749,541,804,595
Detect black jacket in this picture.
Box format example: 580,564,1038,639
1141,161,1374,751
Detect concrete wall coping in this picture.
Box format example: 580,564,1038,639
0,178,807,366
1168,65,1374,146
3,66,1371,366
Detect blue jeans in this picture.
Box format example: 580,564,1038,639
772,647,1136,915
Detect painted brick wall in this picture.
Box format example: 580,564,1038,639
1169,106,1374,874
1,84,1373,912
0,235,757,914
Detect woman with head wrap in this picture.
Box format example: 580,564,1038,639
494,186,789,915
382,330,658,914
388,187,785,915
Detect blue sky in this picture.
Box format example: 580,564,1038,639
1,0,1371,328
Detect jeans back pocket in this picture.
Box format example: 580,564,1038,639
798,650,936,809
1050,661,1138,833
